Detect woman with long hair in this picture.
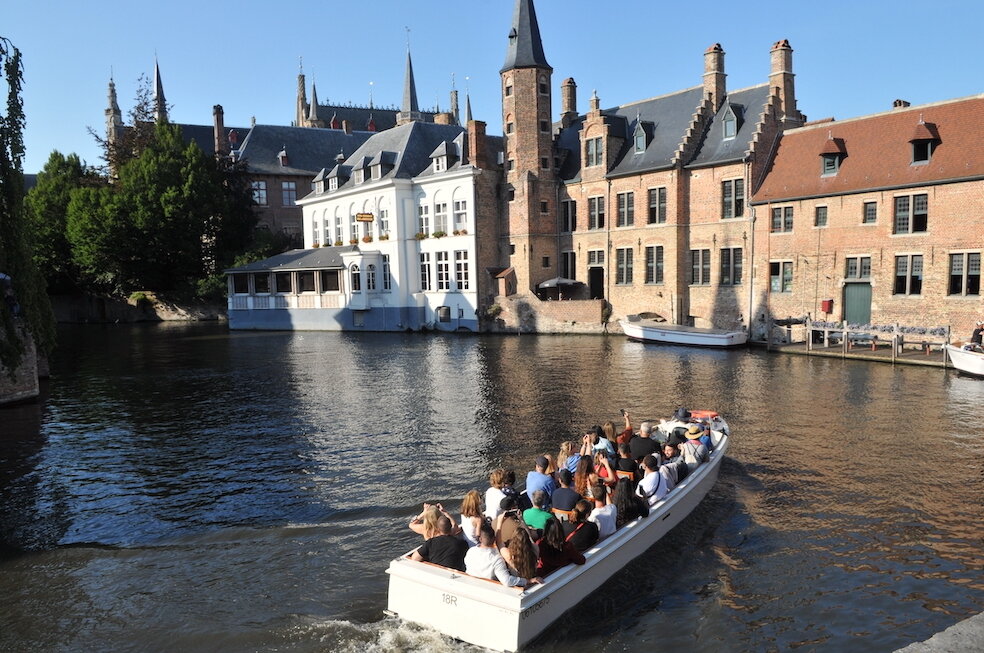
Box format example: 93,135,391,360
573,456,595,499
501,527,539,581
562,499,599,552
612,477,648,528
535,517,586,576
459,490,484,547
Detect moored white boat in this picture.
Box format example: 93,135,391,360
945,343,984,377
386,417,730,651
620,316,748,348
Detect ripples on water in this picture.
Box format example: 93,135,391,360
1,324,982,652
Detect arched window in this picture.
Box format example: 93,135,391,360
366,264,377,291
350,264,361,292
349,211,358,242
322,209,330,244
334,210,343,245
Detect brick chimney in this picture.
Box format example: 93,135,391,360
468,120,488,169
561,77,577,127
770,39,802,127
703,44,726,112
213,104,228,156
434,112,454,125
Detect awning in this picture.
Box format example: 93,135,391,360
537,277,581,289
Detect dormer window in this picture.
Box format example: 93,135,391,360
819,135,847,176
328,177,338,191
371,164,381,180
633,122,646,154
434,156,447,173
722,104,742,140
723,115,736,139
354,169,365,184
821,154,840,175
909,118,940,165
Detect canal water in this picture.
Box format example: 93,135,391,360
1,324,982,652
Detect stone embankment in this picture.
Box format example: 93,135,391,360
486,295,615,335
0,325,38,407
51,293,225,324
895,611,984,652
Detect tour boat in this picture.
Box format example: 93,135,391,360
385,415,730,652
944,344,984,377
620,316,748,348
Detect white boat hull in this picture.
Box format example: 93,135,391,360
386,429,729,651
620,319,747,347
945,344,984,377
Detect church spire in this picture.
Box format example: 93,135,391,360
105,73,122,145
465,92,473,123
309,83,320,121
501,0,551,73
397,44,423,126
153,57,168,123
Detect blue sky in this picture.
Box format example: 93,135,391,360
7,0,982,173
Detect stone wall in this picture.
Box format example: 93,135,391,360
0,326,39,406
487,294,610,334
51,294,226,324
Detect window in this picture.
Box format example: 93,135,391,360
251,181,268,206
379,208,390,235
542,256,550,268
232,274,249,294
912,140,934,164
949,252,981,296
616,192,634,227
845,256,872,279
561,251,576,280
365,264,376,291
723,114,736,139
690,249,711,285
721,179,744,219
539,78,549,95
721,247,743,285
507,159,515,172
350,265,361,292
349,213,358,241
320,269,340,292
453,200,467,231
275,272,292,293
540,201,549,214
645,245,664,284
328,177,338,192
894,255,923,295
433,157,446,173
254,273,270,293
561,199,577,233
509,243,516,255
814,206,828,227
588,249,604,266
334,214,343,244
434,202,448,233
371,164,381,180
541,157,550,170
588,196,605,230
382,255,392,291
863,201,877,224
282,181,296,206
505,84,513,97
507,188,515,202
540,120,550,133
821,154,840,176
418,203,430,235
586,137,603,167
455,250,470,290
771,206,794,233
648,187,667,224
298,271,315,292
634,127,646,153
419,253,431,291
506,122,514,134
893,194,928,234
354,169,366,184
616,248,633,285
311,225,319,247
436,252,450,290
770,261,793,293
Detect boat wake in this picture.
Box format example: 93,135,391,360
286,615,477,653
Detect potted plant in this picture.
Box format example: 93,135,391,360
379,233,390,241
362,235,373,243
415,232,428,240
312,242,321,248
433,230,447,238
349,238,359,245
334,240,343,247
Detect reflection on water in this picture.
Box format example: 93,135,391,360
1,324,982,652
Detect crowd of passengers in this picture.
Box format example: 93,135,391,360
408,407,717,587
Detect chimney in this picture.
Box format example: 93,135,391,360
893,99,911,109
434,112,454,125
561,77,577,127
213,104,228,156
769,39,802,127
468,120,488,169
703,44,726,112
342,120,352,135
589,89,601,115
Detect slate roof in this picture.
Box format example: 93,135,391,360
236,124,373,176
312,104,439,132
224,246,358,273
174,123,249,157
501,0,551,73
754,94,984,203
556,86,704,181
687,84,771,169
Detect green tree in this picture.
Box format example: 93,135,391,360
24,151,100,292
0,36,55,371
65,184,130,293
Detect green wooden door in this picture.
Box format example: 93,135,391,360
843,283,872,325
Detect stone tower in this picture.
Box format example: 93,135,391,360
501,0,557,294
153,58,168,123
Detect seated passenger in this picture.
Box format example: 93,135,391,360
501,526,539,583
522,490,554,532
551,469,580,512
494,496,525,550
613,477,649,528
594,450,617,489
458,490,484,547
557,440,580,476
525,456,557,508
562,499,600,552
629,421,660,463
504,469,532,511
411,516,468,571
465,523,539,587
573,456,596,499
484,469,509,521
587,484,617,540
615,442,641,483
636,455,670,506
409,502,460,540
679,424,709,472
660,443,688,485
535,515,586,576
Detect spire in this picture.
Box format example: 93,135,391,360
153,57,168,123
106,74,123,145
465,92,473,123
397,46,423,125
501,0,551,73
309,83,320,121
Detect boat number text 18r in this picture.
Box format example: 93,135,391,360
442,593,458,606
